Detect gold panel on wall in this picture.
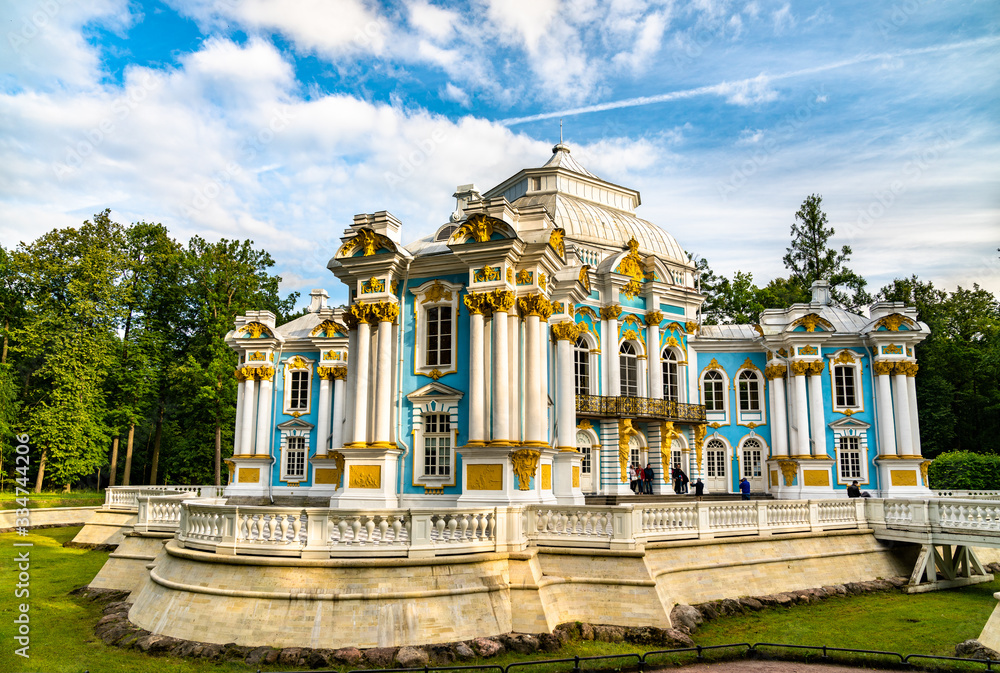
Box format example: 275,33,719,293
891,469,918,486
770,470,779,488
572,466,580,488
541,464,552,490
467,464,503,491
314,468,341,485
238,468,260,483
803,469,830,487
349,465,381,489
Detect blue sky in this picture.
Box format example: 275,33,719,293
2,0,998,308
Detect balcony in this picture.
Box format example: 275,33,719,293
576,394,706,423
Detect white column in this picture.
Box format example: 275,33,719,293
330,373,346,451
342,327,358,448
893,364,913,457
792,366,811,457
770,370,789,457
491,306,510,445
524,313,542,446
316,375,331,456
906,366,922,456
234,375,245,455
808,365,827,457
648,322,662,399
254,373,273,456
607,315,620,396
240,375,255,456
875,362,897,457
350,319,372,447
373,316,394,448
467,300,486,446
637,357,648,398
554,326,576,450
508,307,520,445
541,319,550,444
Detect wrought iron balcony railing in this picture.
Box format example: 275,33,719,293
576,394,707,423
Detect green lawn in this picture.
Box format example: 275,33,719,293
0,525,997,672
0,490,105,509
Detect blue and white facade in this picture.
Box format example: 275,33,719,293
223,145,932,505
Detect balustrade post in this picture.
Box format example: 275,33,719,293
302,508,330,559
610,505,638,550
408,510,435,558
757,501,771,536
912,499,930,526
697,502,712,540
854,499,867,528
136,497,149,532
808,501,820,532
216,508,238,556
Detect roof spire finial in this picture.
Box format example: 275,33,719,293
559,118,563,144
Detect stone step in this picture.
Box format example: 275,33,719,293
583,493,774,505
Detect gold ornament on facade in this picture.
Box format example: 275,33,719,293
709,422,721,429
873,361,895,376
422,281,453,305
348,302,372,325
341,228,392,257
875,314,912,332
487,289,515,312
600,304,622,321
324,350,340,360
506,267,514,283
362,277,385,294
517,294,552,319
778,459,797,486
693,424,707,471
511,449,541,491
764,363,787,380
705,357,723,371
453,213,495,243
685,321,699,333
919,459,931,486
881,344,903,355
622,278,642,300
793,313,833,332
286,355,310,370
808,361,826,375
371,301,400,323
390,280,398,294
752,324,764,337
549,228,566,257
248,351,266,361
645,310,663,326
240,322,273,339
427,369,444,380
833,350,857,364
463,292,489,316
516,269,533,285
349,465,381,489
467,464,503,490
615,237,644,282
316,365,338,380
538,272,547,290
575,306,598,320
310,320,346,337
660,422,681,480
740,357,762,373
617,419,639,483
797,345,818,356
578,266,592,292
331,366,347,380
777,348,788,357
255,365,275,381
342,311,359,330
474,265,501,283
578,419,592,430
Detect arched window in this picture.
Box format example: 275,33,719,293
702,370,725,411
662,349,679,401
620,342,638,396
573,336,590,396
628,434,642,467
737,370,761,412
741,438,763,478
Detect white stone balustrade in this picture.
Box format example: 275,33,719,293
105,485,224,512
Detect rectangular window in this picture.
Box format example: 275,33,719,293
426,306,452,367
703,376,725,412
285,436,306,480
663,362,679,401
580,445,591,474
835,366,857,407
574,347,590,396
530,176,541,191
423,413,451,477
838,436,862,480
738,374,760,412
290,371,309,410
621,360,638,397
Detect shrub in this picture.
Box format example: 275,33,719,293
928,451,1000,490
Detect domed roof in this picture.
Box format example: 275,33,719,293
485,144,689,265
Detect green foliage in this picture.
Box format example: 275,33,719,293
783,194,870,311
927,451,1000,489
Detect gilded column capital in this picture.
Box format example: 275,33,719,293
331,365,348,380
685,321,699,333
234,365,252,382
518,293,552,320
600,304,622,321
487,289,516,312
895,361,918,377
316,365,346,380
370,301,400,324
550,321,583,341
255,365,275,381
463,291,490,316
873,361,895,376
808,360,826,375
645,310,664,326
348,302,373,325
764,363,787,380
790,361,811,376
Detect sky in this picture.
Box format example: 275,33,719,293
2,0,998,309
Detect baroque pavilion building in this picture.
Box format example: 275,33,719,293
222,144,931,507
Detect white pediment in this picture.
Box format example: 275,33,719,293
276,418,315,431
407,381,464,403
828,416,870,431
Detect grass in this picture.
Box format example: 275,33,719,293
0,490,105,509
1,525,997,672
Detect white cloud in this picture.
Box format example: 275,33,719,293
441,82,471,107
408,1,460,42
717,73,778,105
772,2,795,33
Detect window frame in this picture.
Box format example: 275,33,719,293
830,416,871,485
282,355,313,416
662,348,680,402
407,381,464,489
410,280,463,381
620,341,639,397
702,370,726,411
422,412,452,479
573,334,592,396
276,419,314,484
829,349,865,416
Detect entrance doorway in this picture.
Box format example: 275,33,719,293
741,439,764,492
576,430,595,493
705,438,728,492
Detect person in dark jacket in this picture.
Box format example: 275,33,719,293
643,463,654,494
678,469,689,494
847,481,861,498
693,478,705,500
739,477,751,500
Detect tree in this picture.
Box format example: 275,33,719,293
783,194,870,311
